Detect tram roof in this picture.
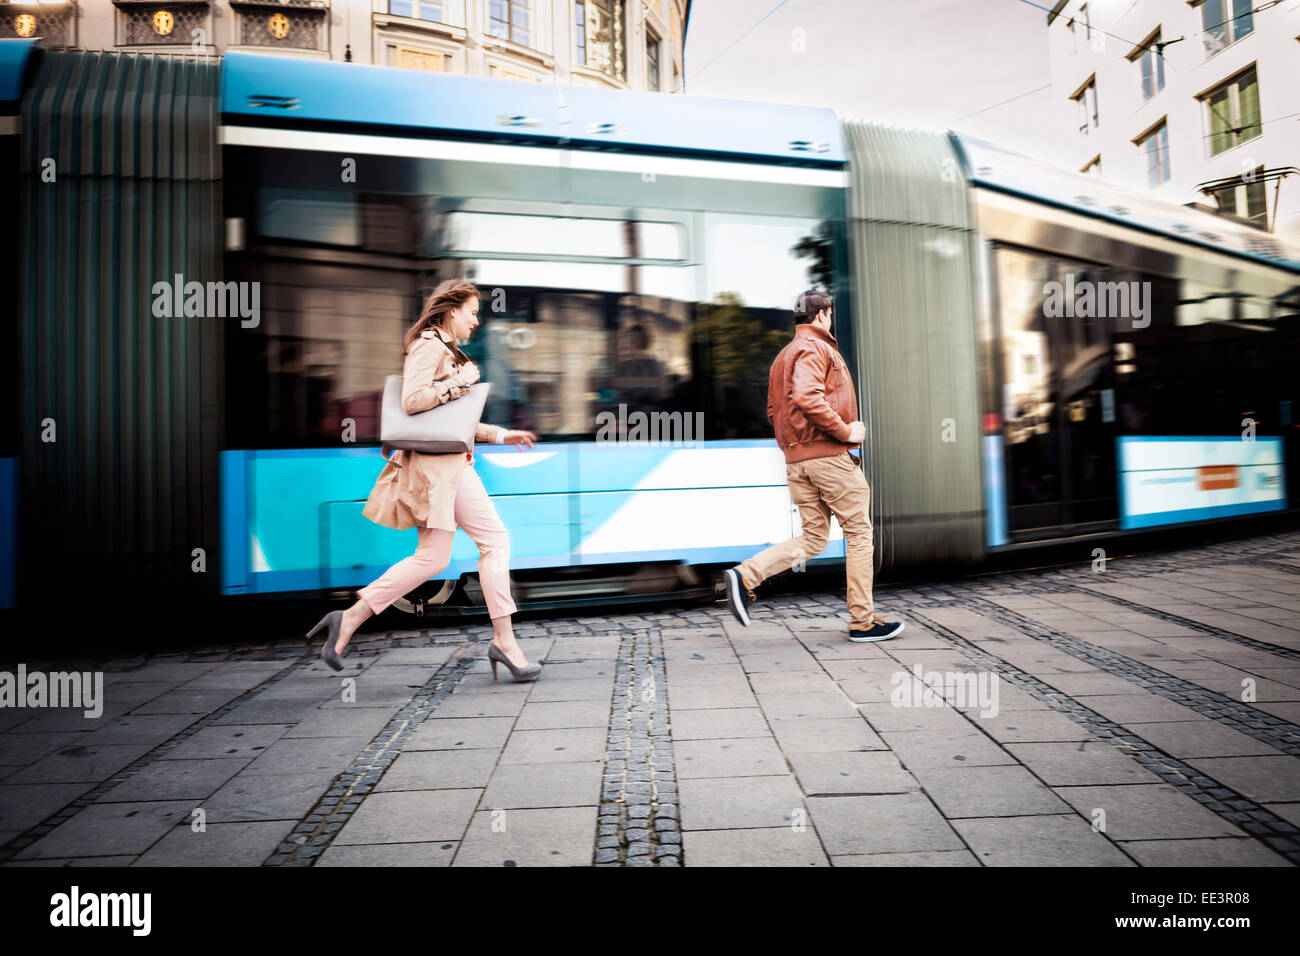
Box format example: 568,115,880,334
952,131,1300,274
220,50,847,168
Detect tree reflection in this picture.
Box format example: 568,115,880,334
792,222,834,290
692,292,789,438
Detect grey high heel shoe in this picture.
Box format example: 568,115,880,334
487,644,541,682
307,610,346,671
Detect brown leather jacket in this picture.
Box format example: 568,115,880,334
766,323,861,464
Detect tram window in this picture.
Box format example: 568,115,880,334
223,259,412,449
226,198,840,447
700,216,835,439
1113,271,1286,437
457,288,695,439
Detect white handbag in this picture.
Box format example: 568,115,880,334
379,378,492,459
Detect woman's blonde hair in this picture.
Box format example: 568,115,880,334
403,279,480,357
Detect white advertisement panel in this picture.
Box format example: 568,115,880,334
1118,437,1286,530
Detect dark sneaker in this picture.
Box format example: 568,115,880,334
723,567,752,627
848,617,904,642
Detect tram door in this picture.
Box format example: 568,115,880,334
997,247,1119,538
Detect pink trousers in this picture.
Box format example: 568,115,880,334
357,464,518,620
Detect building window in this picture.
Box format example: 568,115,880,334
2,1,75,46
389,1,444,22
1072,77,1098,135
646,29,660,90
1081,155,1101,178
1206,66,1261,156
118,2,210,46
576,0,624,80
1138,121,1170,187
1210,173,1268,228
1069,3,1090,51
488,0,529,47
1136,33,1165,100
232,2,327,50
1201,0,1253,56
395,45,446,71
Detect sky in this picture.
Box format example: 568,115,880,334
683,0,1077,168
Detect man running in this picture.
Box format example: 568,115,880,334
723,289,903,642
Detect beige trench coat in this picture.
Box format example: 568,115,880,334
361,327,505,532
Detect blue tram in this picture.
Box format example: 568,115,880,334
3,40,1298,619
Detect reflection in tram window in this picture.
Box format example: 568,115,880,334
1113,272,1288,440
227,186,835,446
995,245,1119,531
698,217,832,439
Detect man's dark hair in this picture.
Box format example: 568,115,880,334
793,289,832,328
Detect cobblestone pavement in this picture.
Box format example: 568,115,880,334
2,531,1300,866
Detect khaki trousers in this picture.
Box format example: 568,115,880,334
737,452,875,630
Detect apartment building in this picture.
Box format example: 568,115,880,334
1045,0,1300,240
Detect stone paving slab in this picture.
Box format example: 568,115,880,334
1004,742,1164,787
334,789,482,845
668,708,769,740
677,775,805,831
833,849,981,866
482,761,602,808
1124,720,1283,758
881,731,1018,770
200,771,338,824
404,717,515,751
952,815,1135,866
453,807,596,866
133,820,295,866
787,750,917,794
674,736,787,779
1183,756,1300,803
0,784,96,834
1053,783,1247,840
6,742,159,785
769,716,886,752
807,793,964,856
498,727,607,765
14,800,194,859
681,827,829,866
1116,837,1292,866
97,757,251,802
908,766,1070,818
316,841,457,866
512,699,609,731
375,749,499,792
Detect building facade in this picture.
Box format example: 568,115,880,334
1045,0,1300,240
0,0,686,92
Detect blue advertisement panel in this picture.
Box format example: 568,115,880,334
218,440,828,596
1117,436,1287,530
